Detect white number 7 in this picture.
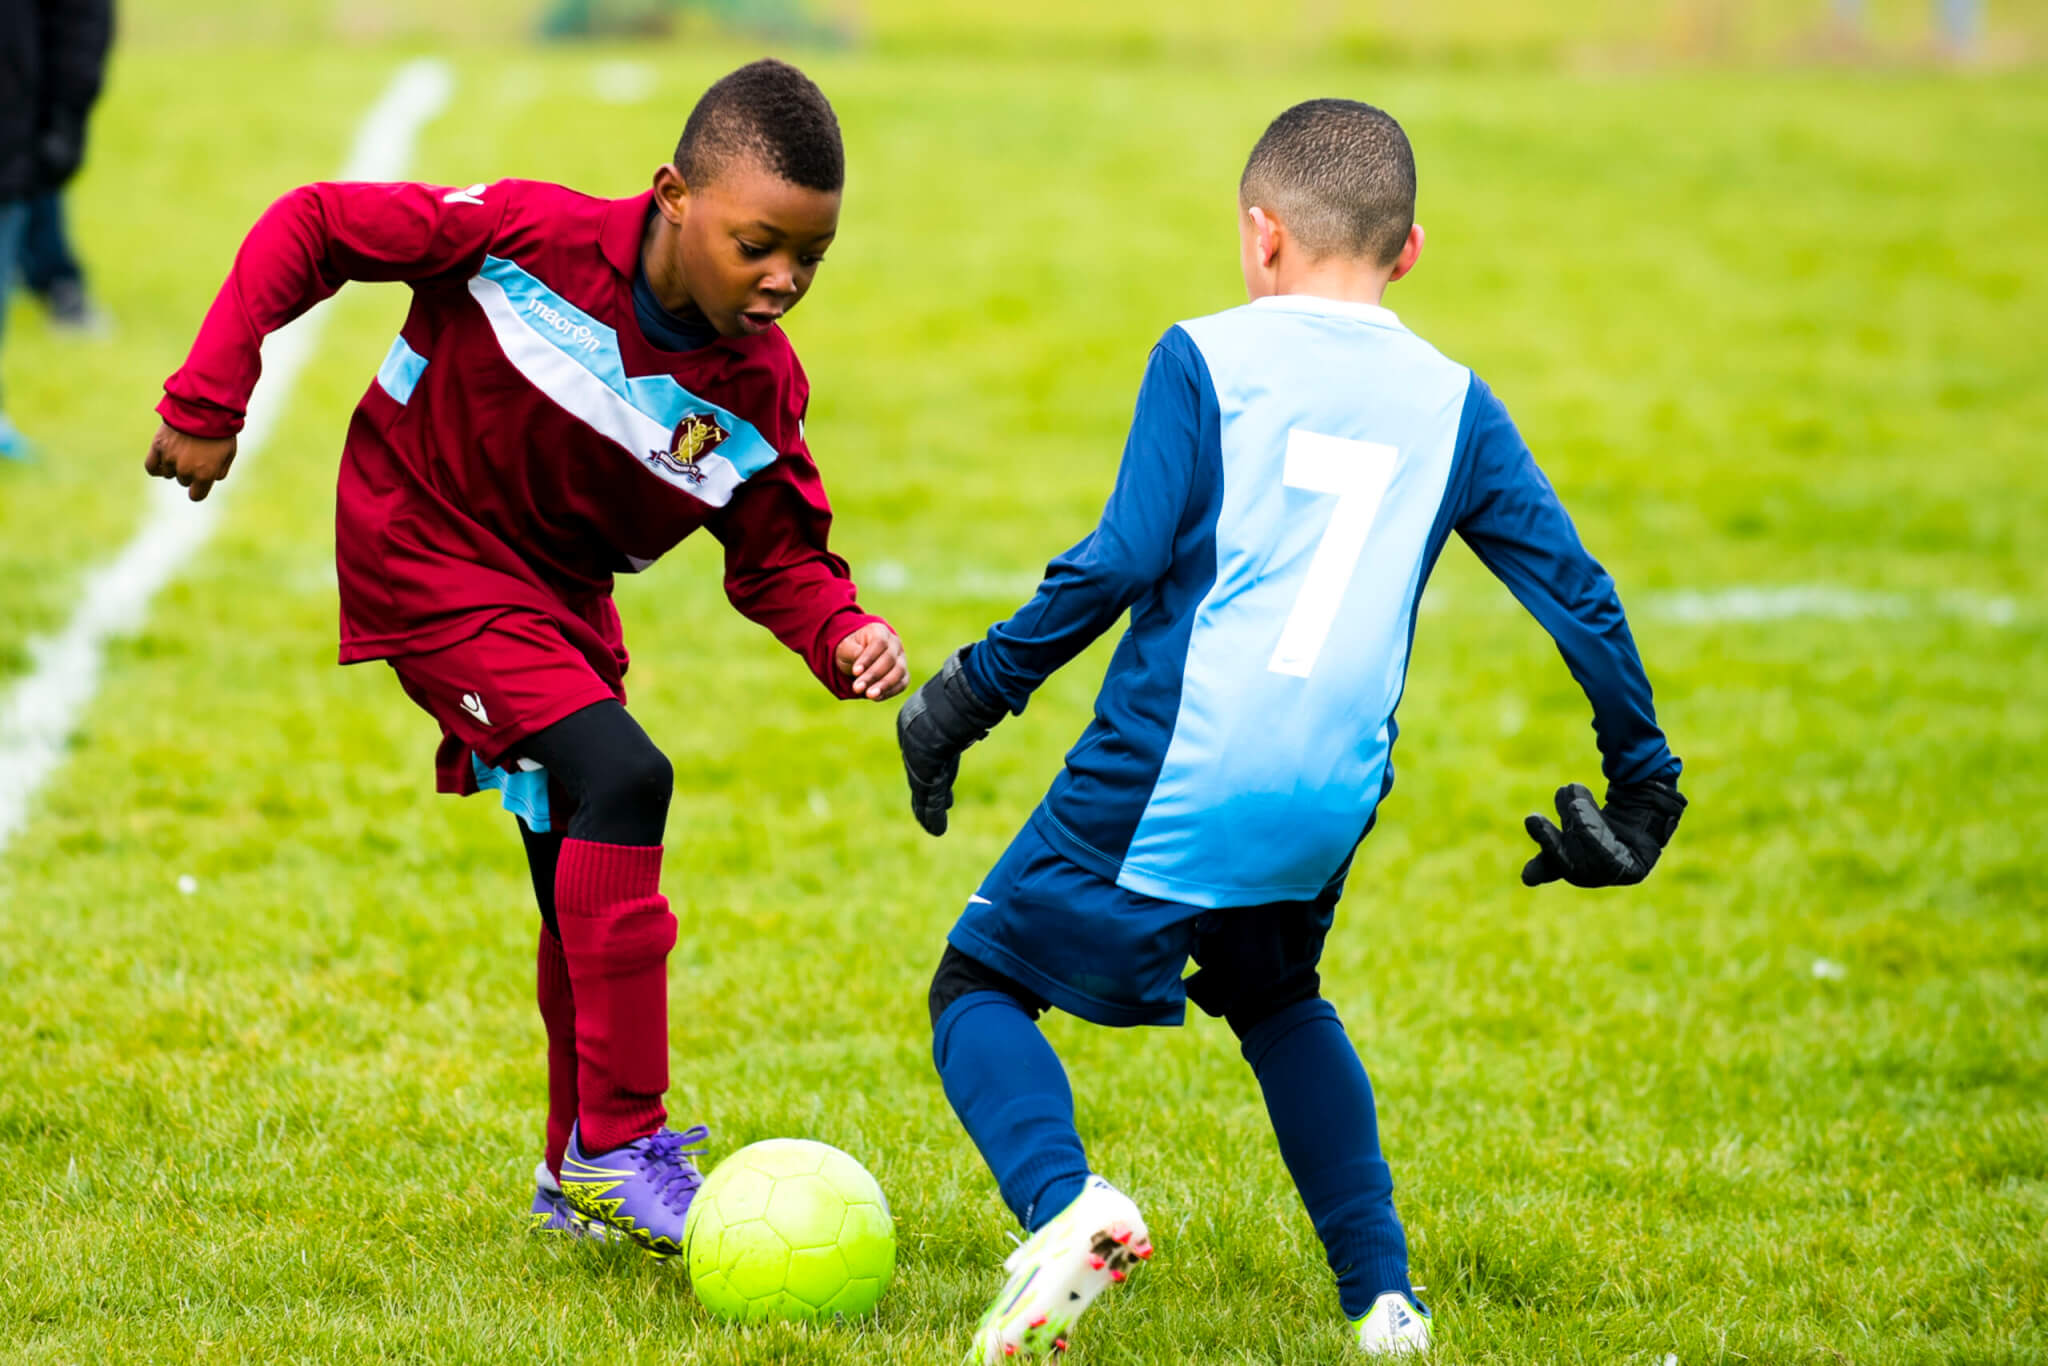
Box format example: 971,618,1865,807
1267,429,1400,678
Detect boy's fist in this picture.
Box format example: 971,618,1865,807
895,646,1007,836
1521,777,1686,888
836,622,908,700
145,422,238,502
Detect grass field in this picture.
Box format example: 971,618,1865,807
109,0,2048,64
1,4,2045,1363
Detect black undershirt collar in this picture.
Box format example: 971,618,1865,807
633,256,719,353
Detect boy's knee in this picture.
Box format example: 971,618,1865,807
575,741,672,846
929,945,1047,1029
1220,968,1324,1042
615,744,673,808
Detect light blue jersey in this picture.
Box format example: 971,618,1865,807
965,294,1678,909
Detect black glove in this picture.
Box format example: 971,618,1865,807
1521,777,1685,888
896,646,1007,836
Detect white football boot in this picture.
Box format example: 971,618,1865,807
1352,1290,1432,1355
967,1175,1153,1361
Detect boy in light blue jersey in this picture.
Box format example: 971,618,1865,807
897,100,1687,1360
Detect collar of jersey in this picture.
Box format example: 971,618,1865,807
599,190,656,276
1248,294,1404,330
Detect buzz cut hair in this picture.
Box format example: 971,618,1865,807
1239,99,1415,267
674,58,844,193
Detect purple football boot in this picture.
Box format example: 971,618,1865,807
557,1122,711,1256
529,1160,609,1238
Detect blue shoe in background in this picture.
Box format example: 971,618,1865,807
0,414,33,462
528,1160,610,1239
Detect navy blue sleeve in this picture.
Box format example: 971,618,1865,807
964,328,1207,713
1451,376,1680,786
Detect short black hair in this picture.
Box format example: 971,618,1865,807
1239,99,1415,266
674,59,844,193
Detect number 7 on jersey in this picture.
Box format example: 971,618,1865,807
1267,429,1401,678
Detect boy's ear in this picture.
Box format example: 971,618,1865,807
651,163,691,224
1387,223,1425,284
1247,205,1281,267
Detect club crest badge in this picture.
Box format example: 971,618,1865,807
651,413,728,486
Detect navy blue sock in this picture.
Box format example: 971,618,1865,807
933,990,1091,1231
1240,997,1414,1319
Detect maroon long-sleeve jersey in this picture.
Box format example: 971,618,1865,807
158,178,885,696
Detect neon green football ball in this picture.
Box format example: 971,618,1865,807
682,1138,896,1322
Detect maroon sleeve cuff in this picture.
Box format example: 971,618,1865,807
816,611,890,699
156,391,246,440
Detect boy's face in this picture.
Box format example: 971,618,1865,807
653,158,841,338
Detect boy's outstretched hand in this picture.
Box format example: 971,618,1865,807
836,622,909,700
145,422,238,502
1521,777,1686,888
896,646,1007,836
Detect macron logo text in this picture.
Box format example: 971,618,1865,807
527,299,603,355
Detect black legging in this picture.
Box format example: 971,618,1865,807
512,700,673,937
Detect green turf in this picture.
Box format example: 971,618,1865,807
1,15,2044,1366
111,0,2048,64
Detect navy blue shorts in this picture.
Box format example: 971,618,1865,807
947,816,1340,1028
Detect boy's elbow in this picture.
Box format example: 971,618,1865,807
265,183,328,222
244,184,335,257
1065,537,1161,604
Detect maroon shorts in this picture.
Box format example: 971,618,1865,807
388,610,625,795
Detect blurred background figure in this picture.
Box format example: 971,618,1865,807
1833,0,1982,55
21,189,112,337
0,0,114,460
538,0,853,46
0,204,18,462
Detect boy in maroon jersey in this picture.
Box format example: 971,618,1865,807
143,60,906,1253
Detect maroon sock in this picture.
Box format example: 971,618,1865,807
555,840,674,1153
535,927,578,1179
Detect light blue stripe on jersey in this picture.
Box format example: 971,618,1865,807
376,335,428,404
474,254,779,481
1117,296,1471,905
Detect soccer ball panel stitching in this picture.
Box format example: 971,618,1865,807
684,1139,896,1322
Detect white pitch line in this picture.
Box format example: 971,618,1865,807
590,59,658,105
0,59,454,854
1650,585,2018,627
